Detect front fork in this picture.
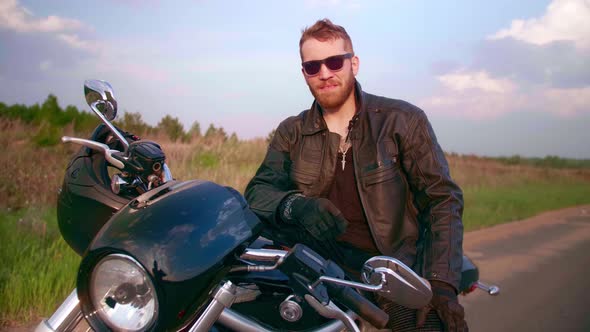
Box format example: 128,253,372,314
34,282,239,332
188,281,238,332
35,281,351,332
35,289,88,332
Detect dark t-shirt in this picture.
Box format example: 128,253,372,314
326,150,380,258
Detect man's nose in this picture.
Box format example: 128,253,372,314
318,63,334,80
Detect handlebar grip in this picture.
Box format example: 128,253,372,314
329,285,389,329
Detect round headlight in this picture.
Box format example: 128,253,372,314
89,254,158,331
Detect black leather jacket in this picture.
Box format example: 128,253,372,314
245,82,464,289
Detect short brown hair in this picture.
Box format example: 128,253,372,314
299,19,354,58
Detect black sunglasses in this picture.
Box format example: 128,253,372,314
302,53,354,76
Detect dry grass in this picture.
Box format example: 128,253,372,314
159,136,268,193
448,154,590,188
1,118,589,211
0,119,71,209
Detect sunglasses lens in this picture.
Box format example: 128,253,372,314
302,54,351,76
303,61,321,75
325,56,345,71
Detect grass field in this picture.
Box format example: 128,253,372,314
1,119,590,327
0,209,79,325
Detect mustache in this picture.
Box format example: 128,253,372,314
317,80,340,89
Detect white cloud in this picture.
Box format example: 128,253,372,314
422,83,590,119
437,70,517,93
0,0,97,54
421,90,526,119
426,0,590,120
57,33,97,52
489,0,590,50
0,0,84,33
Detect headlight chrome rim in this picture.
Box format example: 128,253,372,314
85,253,158,332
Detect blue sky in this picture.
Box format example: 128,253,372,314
1,0,589,158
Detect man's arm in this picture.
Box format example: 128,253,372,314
245,120,299,226
400,109,464,291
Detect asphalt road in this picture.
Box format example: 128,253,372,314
461,205,590,332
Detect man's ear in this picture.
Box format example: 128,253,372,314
352,55,360,76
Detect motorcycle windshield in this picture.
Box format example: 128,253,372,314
89,179,262,282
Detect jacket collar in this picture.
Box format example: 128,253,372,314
302,80,366,136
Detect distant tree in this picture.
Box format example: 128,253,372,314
229,132,238,143
117,112,150,136
204,123,217,138
204,123,228,142
40,94,61,125
189,121,202,137
157,115,185,142
217,126,227,141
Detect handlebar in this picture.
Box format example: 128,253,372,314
245,245,390,329
62,136,124,169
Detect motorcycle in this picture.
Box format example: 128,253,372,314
35,80,499,332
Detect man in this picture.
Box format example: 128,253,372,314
245,19,466,332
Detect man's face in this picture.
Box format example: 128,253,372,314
300,38,359,110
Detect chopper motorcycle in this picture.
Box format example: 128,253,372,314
35,80,498,332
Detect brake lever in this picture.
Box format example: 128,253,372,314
304,294,359,332
62,136,125,169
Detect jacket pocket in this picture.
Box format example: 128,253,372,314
291,168,317,186
301,148,322,164
361,161,402,187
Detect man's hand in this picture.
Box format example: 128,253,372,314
417,280,468,332
281,195,348,241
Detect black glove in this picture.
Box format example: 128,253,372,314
280,194,348,242
417,280,468,332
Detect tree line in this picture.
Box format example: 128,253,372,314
0,94,236,145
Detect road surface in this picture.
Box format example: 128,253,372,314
461,204,590,332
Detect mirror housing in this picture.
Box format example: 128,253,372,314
362,256,432,309
84,79,118,120
82,79,129,153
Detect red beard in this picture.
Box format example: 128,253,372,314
309,75,355,110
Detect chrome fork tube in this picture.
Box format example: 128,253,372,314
35,289,83,332
188,281,238,332
217,307,350,332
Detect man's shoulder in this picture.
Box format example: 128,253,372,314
276,109,309,133
364,92,425,118
279,110,308,126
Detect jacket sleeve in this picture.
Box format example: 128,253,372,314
400,109,464,291
245,119,300,226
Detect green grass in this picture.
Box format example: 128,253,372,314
463,181,590,230
0,208,79,326
492,155,590,169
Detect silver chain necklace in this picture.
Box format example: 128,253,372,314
338,113,360,170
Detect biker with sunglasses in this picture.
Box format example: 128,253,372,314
245,19,467,332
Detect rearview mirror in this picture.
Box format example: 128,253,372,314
84,79,118,120
362,256,432,309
